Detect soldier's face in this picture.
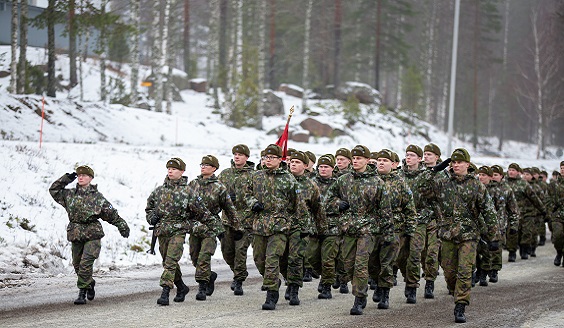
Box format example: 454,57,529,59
77,174,92,187
423,152,439,166
290,159,306,176
377,158,393,174
451,160,469,176
200,164,217,177
523,172,533,181
336,156,351,170
540,174,547,182
405,152,421,168
318,164,334,178
507,168,520,178
368,158,377,165
492,173,503,182
478,173,491,184
561,166,564,176
167,168,184,180
352,156,369,172
264,155,281,169
392,161,399,169
233,153,248,167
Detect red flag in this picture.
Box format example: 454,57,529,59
276,106,294,161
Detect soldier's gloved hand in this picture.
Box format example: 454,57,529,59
217,232,225,241
119,226,130,238
432,158,452,173
66,172,78,181
229,192,236,202
233,230,244,241
149,215,160,226
252,202,264,213
488,240,499,252
339,201,350,212
300,232,309,239
509,228,518,235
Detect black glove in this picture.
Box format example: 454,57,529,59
66,172,78,181
509,228,518,235
300,232,309,239
217,232,225,241
488,240,499,252
233,230,244,241
149,215,160,226
432,158,452,173
229,192,236,202
119,226,130,238
252,202,264,213
338,201,350,212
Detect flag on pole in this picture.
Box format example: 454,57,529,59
276,106,294,161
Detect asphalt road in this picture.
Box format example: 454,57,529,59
1,243,563,328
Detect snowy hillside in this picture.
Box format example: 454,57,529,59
0,46,562,278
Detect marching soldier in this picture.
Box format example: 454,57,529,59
547,161,564,266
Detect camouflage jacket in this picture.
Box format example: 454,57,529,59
333,165,353,178
485,181,520,237
429,173,498,243
145,176,211,237
188,174,238,238
247,166,300,236
399,164,435,225
312,174,339,235
378,170,417,236
218,160,255,230
50,174,129,242
529,179,547,217
293,174,327,235
506,176,546,218
547,176,564,223
325,165,393,239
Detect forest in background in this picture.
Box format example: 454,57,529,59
5,0,564,157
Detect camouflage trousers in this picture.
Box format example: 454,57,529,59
341,234,375,298
368,233,400,289
159,234,186,288
396,225,425,288
440,239,477,305
189,234,217,283
420,220,441,281
491,234,505,271
476,241,492,271
72,239,101,289
552,222,564,254
335,236,346,283
304,236,320,274
533,216,547,246
506,216,535,251
221,225,251,282
281,231,307,287
253,233,287,291
307,235,340,285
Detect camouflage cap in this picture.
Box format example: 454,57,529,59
317,155,336,167
424,143,441,157
232,144,250,157
201,155,220,169
451,148,471,163
554,170,561,176
522,167,532,174
291,150,310,165
391,151,400,163
287,148,297,158
531,167,541,175
491,165,504,175
335,148,352,161
478,165,493,177
508,163,522,172
264,144,283,157
375,149,394,161
305,151,316,164
76,165,95,178
166,157,186,171
540,170,548,176
406,144,423,158
469,162,477,173
351,145,371,158
370,152,379,160
561,161,564,167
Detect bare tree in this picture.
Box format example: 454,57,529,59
129,0,140,105
99,0,109,102
69,0,78,88
164,0,174,115
17,0,28,94
10,0,18,94
257,0,266,129
151,0,164,112
47,0,57,97
301,0,313,112
333,0,342,89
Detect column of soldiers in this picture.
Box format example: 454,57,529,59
51,143,563,324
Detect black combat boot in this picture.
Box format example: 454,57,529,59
555,252,563,266
339,282,349,294
74,288,87,305
454,303,466,323
303,268,313,282
233,280,244,296
530,246,537,257
424,280,435,299
405,287,416,304
369,278,377,290
332,278,340,290
471,271,476,287
317,281,323,293
173,279,190,302
350,297,365,315
378,287,390,309
289,284,300,305
372,286,382,303
520,245,529,259
311,269,320,279
538,236,546,246
230,279,237,291
157,286,170,306
262,290,278,310
508,251,516,262
206,271,217,296
473,269,481,284
87,280,96,301
489,270,498,283
284,285,291,300
318,284,332,299
479,270,488,286
196,281,208,301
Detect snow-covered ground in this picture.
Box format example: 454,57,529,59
0,46,562,279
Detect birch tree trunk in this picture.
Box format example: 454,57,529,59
424,0,437,122
164,0,174,115
17,0,27,94
301,0,312,113
532,10,543,159
129,0,140,105
333,0,342,89
183,0,191,76
256,0,266,129
69,0,78,88
99,0,108,102
209,0,220,109
498,0,510,151
47,0,57,97
10,0,18,94
152,0,164,112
